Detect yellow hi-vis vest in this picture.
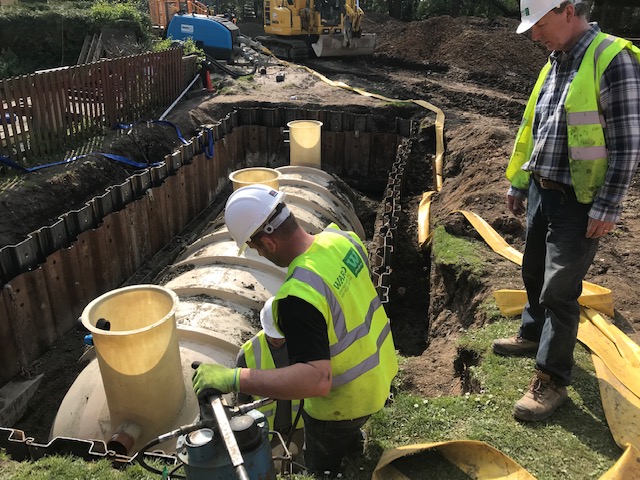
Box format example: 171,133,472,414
506,32,640,203
273,224,398,421
241,331,303,436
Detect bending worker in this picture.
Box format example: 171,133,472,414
493,0,640,421
236,296,304,452
193,184,398,475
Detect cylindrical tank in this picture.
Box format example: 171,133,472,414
229,167,281,191
287,120,323,168
80,285,184,444
52,163,368,456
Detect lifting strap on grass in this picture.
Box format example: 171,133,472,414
372,440,535,480
454,209,614,318
376,210,640,479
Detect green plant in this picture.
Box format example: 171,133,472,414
0,1,155,76
150,38,173,52
0,48,21,78
386,100,412,107
154,37,205,65
431,225,485,280
90,1,147,27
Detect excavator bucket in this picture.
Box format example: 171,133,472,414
311,33,376,57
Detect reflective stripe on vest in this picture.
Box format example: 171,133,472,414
290,266,389,385
506,32,640,203
273,227,398,421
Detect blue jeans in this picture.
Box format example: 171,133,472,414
519,179,599,386
301,410,368,476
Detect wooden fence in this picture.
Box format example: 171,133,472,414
0,48,191,166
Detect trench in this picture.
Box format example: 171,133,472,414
1,105,436,451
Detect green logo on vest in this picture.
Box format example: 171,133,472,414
343,248,364,277
524,7,529,16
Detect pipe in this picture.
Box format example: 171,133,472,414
159,73,201,121
107,421,142,456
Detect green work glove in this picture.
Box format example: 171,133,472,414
192,363,241,396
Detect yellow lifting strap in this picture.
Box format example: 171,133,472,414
454,209,614,318
372,440,535,480
291,64,640,480
377,209,640,479
299,65,446,192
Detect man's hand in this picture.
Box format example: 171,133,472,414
192,363,241,396
507,193,526,216
586,218,615,239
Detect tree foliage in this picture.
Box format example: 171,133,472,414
0,1,154,77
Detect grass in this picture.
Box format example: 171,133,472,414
384,101,412,108
431,226,486,280
1,320,621,479
0,452,155,479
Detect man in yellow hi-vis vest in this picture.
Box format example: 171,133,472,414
494,0,640,422
193,184,398,476
236,297,304,459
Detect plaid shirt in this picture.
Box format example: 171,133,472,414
511,24,640,223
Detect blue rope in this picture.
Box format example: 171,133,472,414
0,119,190,173
0,153,160,172
114,120,189,145
201,127,215,159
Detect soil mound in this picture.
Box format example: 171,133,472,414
366,14,548,91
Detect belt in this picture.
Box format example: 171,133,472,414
531,173,568,193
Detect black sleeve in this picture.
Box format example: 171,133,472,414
278,296,330,364
235,348,252,404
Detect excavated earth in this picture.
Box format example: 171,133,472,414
3,13,640,443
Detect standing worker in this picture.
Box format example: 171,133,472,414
236,296,304,462
192,184,398,475
493,0,640,421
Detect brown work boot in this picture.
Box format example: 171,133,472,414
513,370,568,422
492,336,539,356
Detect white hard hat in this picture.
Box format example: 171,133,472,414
260,297,283,339
517,0,583,34
224,184,290,255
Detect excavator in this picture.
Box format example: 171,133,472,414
259,0,376,59
149,0,375,61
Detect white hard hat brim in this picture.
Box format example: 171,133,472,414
260,297,283,339
516,19,535,34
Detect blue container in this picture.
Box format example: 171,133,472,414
176,410,275,480
166,14,239,61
